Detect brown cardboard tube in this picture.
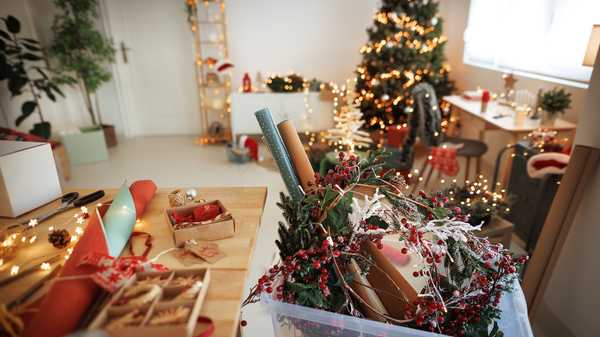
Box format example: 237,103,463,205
348,258,389,321
277,120,315,191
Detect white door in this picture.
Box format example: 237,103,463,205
101,0,200,136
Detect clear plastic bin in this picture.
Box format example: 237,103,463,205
261,280,533,337
261,294,446,337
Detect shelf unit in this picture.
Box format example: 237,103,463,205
187,0,232,144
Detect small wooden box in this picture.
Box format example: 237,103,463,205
89,268,211,337
166,200,236,246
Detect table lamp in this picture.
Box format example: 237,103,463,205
583,24,600,66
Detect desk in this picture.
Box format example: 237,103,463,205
443,95,576,184
0,186,267,337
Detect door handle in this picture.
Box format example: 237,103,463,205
120,41,131,64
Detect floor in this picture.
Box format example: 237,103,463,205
63,135,526,336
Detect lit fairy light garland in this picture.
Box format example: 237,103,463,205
1,205,94,278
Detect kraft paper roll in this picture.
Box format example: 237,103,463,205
277,120,315,192
254,108,303,201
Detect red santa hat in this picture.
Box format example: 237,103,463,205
526,152,570,178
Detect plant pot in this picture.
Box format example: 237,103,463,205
29,122,51,139
543,111,558,126
101,124,118,147
61,127,108,165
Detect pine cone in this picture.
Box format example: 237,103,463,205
48,229,71,249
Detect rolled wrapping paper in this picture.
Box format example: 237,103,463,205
277,120,315,192
22,180,157,337
254,108,303,201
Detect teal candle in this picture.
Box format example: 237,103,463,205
255,108,303,201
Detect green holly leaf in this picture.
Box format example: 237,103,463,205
432,207,448,219
366,215,389,229
321,187,338,210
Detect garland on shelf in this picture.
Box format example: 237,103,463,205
266,73,306,93
243,150,526,337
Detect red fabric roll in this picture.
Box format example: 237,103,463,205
23,180,157,337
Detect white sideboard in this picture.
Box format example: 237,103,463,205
230,92,334,137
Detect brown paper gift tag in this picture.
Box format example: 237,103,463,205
183,240,226,264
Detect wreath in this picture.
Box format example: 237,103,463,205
243,150,526,336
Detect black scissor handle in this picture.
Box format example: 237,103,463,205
73,190,105,207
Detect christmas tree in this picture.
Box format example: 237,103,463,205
325,84,372,153
355,0,454,130
325,107,372,154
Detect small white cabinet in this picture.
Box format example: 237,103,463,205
230,92,333,137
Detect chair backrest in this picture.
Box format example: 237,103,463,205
411,82,442,147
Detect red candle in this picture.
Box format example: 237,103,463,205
387,125,409,147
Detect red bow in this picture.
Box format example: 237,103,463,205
78,252,168,292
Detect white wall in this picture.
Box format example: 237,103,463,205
1,0,379,136
227,0,378,88
438,0,586,168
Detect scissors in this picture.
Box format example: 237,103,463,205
6,190,105,231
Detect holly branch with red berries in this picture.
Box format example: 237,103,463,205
243,150,526,337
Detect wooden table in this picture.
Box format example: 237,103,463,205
443,95,577,184
0,186,267,337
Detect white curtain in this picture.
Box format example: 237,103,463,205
464,0,600,84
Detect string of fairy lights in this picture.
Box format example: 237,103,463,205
1,206,92,279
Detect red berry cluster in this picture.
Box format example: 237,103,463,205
411,250,527,335
313,152,359,190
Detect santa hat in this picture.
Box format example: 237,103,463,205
527,152,570,178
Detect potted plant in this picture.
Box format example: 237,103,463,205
539,87,572,125
0,15,64,139
50,0,117,147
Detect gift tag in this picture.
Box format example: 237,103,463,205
183,240,225,264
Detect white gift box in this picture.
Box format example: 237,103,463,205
0,141,62,217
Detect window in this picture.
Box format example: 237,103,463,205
463,0,600,87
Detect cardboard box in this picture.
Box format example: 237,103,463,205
89,268,211,337
166,200,235,245
0,141,62,217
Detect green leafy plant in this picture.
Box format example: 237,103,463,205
0,15,64,139
50,0,115,127
539,87,572,117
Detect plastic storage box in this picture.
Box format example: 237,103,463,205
261,280,533,337
261,294,445,337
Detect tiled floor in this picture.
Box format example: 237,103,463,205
64,135,527,336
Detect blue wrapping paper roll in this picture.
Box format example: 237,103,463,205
255,108,303,201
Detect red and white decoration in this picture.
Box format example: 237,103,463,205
527,152,570,178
